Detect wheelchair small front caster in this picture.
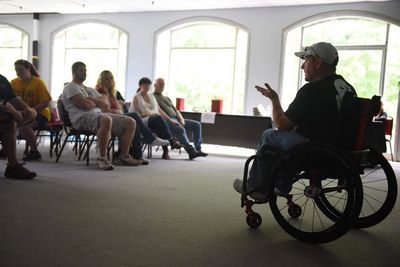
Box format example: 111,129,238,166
288,204,302,218
246,212,262,229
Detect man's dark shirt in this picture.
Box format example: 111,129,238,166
0,74,16,101
285,74,355,144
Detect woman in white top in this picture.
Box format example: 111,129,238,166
130,77,181,159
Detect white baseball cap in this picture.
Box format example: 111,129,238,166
295,42,339,66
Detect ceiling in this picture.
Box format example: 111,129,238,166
0,0,390,14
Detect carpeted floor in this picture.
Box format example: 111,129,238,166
0,145,399,267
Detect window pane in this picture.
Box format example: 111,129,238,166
383,24,400,146
0,24,28,81
156,21,248,114
64,49,119,88
336,50,382,98
65,23,119,48
168,49,235,113
0,48,26,80
51,23,127,99
303,18,387,46
171,23,236,48
281,28,302,110
0,26,23,47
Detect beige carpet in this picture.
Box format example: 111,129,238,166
0,144,399,267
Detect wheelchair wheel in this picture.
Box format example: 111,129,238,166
319,148,397,229
269,143,363,243
356,150,397,228
246,212,262,229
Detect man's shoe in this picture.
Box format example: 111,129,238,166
150,137,170,147
233,179,267,202
5,164,37,179
97,158,114,170
115,155,140,166
140,157,150,165
170,139,183,150
188,150,201,160
185,146,201,160
197,150,208,157
23,150,41,161
0,148,6,159
162,151,171,160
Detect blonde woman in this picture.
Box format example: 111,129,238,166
96,71,169,163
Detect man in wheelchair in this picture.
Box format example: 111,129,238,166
233,42,356,201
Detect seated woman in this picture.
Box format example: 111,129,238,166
11,59,52,161
95,70,169,163
130,77,183,160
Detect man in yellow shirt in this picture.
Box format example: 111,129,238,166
11,59,52,161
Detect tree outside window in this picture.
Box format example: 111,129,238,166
51,22,127,98
155,20,248,114
0,24,28,80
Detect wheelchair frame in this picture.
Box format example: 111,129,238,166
239,94,397,243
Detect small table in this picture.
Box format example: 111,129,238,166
181,111,272,149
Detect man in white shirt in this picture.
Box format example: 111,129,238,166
62,62,140,170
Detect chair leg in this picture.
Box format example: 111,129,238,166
85,135,95,166
56,133,71,162
388,140,394,161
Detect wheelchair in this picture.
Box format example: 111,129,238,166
239,94,397,243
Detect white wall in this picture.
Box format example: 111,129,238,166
0,1,399,114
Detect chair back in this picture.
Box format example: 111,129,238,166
383,117,393,137
57,98,73,128
334,92,381,151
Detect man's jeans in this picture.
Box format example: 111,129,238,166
247,128,308,195
167,118,203,150
125,112,172,159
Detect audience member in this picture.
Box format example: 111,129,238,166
10,59,52,161
233,42,356,201
0,73,37,179
95,70,169,164
129,77,183,160
62,62,140,170
153,78,207,157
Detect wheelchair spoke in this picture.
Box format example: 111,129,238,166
362,195,378,214
313,200,326,231
363,192,384,205
324,191,348,211
362,178,389,184
362,185,388,193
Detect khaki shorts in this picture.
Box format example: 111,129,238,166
74,112,131,136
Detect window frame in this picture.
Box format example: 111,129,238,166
153,17,250,114
0,22,29,80
50,20,128,99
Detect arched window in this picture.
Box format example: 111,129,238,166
281,14,400,156
51,22,128,98
155,20,249,114
0,23,28,80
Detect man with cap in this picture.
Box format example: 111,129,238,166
233,42,356,201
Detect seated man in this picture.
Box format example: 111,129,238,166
233,42,356,201
153,78,207,157
62,62,140,170
0,74,37,179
